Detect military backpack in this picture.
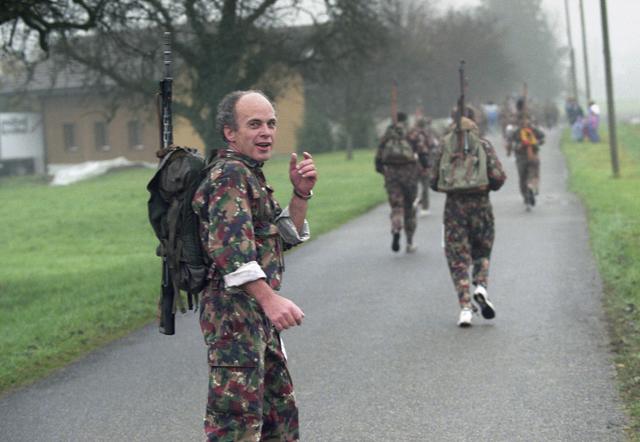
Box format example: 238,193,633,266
436,125,489,192
380,126,416,165
147,146,212,330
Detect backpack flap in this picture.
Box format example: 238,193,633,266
437,130,489,192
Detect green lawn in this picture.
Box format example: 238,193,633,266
562,124,640,439
0,149,386,394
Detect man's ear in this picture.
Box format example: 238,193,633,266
223,126,235,143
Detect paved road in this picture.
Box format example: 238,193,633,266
0,128,628,441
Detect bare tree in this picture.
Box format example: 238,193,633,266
1,0,106,53
298,1,389,156
479,0,563,99
26,0,384,151
305,0,518,130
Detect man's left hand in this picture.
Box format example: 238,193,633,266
289,152,317,196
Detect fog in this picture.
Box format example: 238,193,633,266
438,0,640,110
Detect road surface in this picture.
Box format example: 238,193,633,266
0,128,628,441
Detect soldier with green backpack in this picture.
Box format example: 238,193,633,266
375,111,422,253
431,62,507,327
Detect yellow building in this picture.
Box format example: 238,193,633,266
1,68,305,168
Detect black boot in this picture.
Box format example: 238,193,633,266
391,232,400,252
527,187,536,207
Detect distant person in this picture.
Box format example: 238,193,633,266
571,115,585,142
375,112,419,253
565,97,583,126
585,100,601,142
483,100,500,133
192,90,317,440
500,95,518,140
507,115,545,210
472,103,488,136
431,106,507,327
407,116,438,217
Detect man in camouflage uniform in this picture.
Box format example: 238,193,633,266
506,114,545,210
192,90,317,441
431,109,507,327
375,112,420,253
407,116,438,217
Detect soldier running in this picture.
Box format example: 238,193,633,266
506,113,545,210
375,112,420,253
432,106,507,327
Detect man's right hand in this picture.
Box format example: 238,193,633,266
243,279,304,331
259,293,305,331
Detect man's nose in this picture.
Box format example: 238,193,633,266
259,123,274,136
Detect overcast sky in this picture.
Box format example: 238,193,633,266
435,0,640,105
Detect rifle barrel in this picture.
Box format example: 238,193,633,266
391,80,398,125
161,31,173,149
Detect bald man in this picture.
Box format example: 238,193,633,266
193,90,317,441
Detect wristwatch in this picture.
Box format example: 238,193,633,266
293,188,313,200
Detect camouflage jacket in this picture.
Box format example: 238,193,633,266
192,150,310,292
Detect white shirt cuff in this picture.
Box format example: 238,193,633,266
223,261,266,288
276,206,311,246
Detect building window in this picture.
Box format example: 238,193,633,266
128,120,144,150
63,123,78,152
94,121,110,151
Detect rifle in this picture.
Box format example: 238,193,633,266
457,60,469,153
391,80,398,125
158,31,175,335
521,82,529,119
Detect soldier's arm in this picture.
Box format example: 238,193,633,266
286,152,317,234
430,148,443,191
375,139,385,173
535,127,546,145
506,130,517,156
483,140,507,191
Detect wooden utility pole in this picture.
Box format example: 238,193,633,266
600,0,619,177
564,0,579,101
578,0,592,104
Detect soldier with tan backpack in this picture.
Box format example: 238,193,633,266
431,61,507,327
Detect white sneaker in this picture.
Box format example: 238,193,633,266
457,308,473,327
473,285,496,319
419,209,431,217
406,243,417,253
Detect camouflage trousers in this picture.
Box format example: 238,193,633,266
443,193,495,308
200,289,299,442
417,170,431,210
383,163,419,241
515,150,540,200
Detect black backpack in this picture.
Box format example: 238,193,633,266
147,146,211,334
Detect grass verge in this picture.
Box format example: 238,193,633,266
0,149,385,395
562,124,640,440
